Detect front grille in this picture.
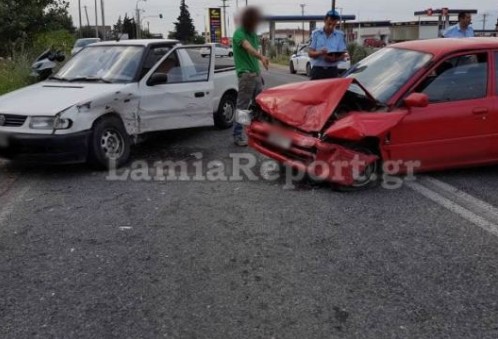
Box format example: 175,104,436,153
1,114,28,127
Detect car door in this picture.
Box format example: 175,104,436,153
489,51,498,159
386,51,492,170
138,45,215,133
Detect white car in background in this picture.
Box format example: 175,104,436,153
290,44,351,77
71,38,101,56
201,43,233,58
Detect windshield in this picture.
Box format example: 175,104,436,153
346,48,433,103
75,39,100,48
55,45,144,83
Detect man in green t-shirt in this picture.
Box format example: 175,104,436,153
232,7,269,146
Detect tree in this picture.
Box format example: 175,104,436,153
122,14,137,40
0,0,74,56
171,0,196,43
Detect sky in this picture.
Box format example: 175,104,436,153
67,0,498,37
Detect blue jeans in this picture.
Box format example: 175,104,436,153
234,73,263,138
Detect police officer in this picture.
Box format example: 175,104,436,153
443,12,474,38
308,10,347,80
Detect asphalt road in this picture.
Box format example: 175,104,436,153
2,65,498,338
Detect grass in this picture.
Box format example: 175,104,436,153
0,55,35,96
270,54,291,67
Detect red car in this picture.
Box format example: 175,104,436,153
246,38,498,189
363,38,387,48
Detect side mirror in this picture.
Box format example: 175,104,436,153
55,53,65,62
404,93,429,108
147,73,168,86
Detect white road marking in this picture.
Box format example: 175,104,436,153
406,177,498,237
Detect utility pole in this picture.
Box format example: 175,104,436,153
84,6,90,27
94,0,99,38
100,0,106,40
300,4,306,43
221,0,229,38
482,13,488,31
332,0,336,11
78,0,83,37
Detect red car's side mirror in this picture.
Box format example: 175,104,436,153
404,93,429,108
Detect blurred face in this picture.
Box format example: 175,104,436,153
243,8,262,32
324,17,338,33
459,14,471,29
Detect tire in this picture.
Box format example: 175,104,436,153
214,92,237,129
228,52,233,57
88,116,131,169
290,61,297,74
306,63,312,78
333,145,381,192
201,54,207,58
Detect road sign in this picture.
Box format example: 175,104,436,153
209,8,222,43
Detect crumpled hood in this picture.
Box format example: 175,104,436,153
256,78,355,132
0,81,129,116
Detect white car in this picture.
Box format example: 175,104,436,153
0,40,238,168
71,38,101,56
290,45,351,77
201,43,233,58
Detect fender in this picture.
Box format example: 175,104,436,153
324,111,408,141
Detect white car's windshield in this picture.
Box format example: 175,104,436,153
55,45,144,83
346,48,433,103
75,39,100,48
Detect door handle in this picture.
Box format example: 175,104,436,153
195,92,205,98
472,107,488,115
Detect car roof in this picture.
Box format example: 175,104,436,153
91,39,179,47
392,38,498,58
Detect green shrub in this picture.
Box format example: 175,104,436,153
348,42,375,64
0,55,36,96
32,30,75,56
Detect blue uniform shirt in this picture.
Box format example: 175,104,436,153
310,27,347,67
443,24,474,38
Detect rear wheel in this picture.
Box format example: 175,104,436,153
88,116,131,169
228,52,233,57
214,92,237,129
290,61,296,74
306,63,312,77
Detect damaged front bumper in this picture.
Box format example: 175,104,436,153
247,120,378,186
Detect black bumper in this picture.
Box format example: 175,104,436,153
0,130,91,164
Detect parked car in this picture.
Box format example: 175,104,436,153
71,38,101,56
363,38,387,48
245,38,498,190
201,44,233,58
0,40,238,168
290,44,351,77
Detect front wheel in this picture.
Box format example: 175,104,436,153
88,116,131,169
334,146,381,192
290,61,296,74
228,52,233,57
306,63,312,78
214,93,237,129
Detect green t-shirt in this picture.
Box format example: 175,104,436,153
233,28,260,76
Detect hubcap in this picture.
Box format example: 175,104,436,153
100,129,124,160
223,102,234,122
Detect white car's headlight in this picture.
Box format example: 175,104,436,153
29,116,72,130
236,109,253,126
